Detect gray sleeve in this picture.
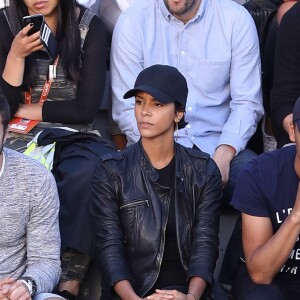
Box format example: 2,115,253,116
23,169,61,294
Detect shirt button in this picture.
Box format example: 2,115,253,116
181,50,185,55
191,136,195,140
188,107,192,111
187,124,191,128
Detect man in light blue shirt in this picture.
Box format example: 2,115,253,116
111,0,263,203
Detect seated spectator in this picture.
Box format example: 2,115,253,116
230,96,300,299
0,0,108,298
219,0,298,292
271,1,299,148
111,0,264,206
90,65,223,300
0,93,63,300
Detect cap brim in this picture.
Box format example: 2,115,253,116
123,85,174,104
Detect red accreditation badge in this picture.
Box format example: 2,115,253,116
8,117,40,134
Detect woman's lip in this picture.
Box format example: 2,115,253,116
34,1,47,8
139,121,153,127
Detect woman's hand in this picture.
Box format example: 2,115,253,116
9,24,43,59
146,289,187,300
2,24,44,87
15,103,43,121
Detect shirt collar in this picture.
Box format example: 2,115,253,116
158,0,208,23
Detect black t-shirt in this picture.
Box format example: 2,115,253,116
149,157,186,293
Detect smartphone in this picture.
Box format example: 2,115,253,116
23,14,44,36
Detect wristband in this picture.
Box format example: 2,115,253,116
187,292,197,300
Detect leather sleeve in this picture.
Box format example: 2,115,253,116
90,159,133,288
187,158,223,285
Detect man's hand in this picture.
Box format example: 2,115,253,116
0,278,14,300
212,144,236,187
0,278,31,300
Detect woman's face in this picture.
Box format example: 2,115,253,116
134,91,178,140
23,0,59,17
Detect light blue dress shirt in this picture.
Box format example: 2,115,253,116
111,0,263,156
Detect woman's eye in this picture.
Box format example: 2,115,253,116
154,103,163,107
135,99,142,105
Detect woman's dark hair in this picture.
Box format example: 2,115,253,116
175,102,188,130
0,93,11,132
4,0,82,86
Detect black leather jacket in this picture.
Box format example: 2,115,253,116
91,141,222,300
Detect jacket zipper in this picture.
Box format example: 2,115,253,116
120,199,150,209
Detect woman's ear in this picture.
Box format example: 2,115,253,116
289,123,296,143
175,111,184,123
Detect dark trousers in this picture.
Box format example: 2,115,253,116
231,261,300,300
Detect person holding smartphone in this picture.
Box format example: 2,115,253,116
0,0,108,299
229,96,300,299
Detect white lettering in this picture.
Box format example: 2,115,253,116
291,267,298,275
276,212,283,224
296,249,300,260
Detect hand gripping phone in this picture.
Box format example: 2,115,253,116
23,14,57,60
23,14,44,36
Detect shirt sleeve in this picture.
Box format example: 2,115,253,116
217,8,264,153
24,168,61,294
42,16,107,124
230,157,269,217
111,13,143,145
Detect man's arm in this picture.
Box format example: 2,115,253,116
24,168,61,294
243,183,300,284
218,8,263,153
111,13,143,145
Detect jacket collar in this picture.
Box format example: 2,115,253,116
135,140,193,183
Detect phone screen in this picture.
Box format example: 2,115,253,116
23,14,44,36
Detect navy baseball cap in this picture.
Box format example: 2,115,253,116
293,96,300,129
123,64,188,108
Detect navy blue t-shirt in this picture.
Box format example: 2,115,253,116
231,145,300,283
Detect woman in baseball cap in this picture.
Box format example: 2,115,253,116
90,64,222,300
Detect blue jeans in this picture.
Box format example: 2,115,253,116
222,148,257,206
